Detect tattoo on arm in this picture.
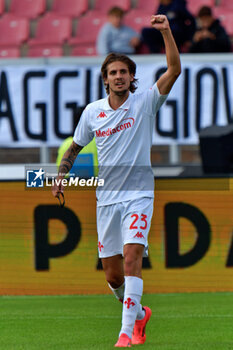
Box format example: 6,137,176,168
58,142,83,176
63,158,74,167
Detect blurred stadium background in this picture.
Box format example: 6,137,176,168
0,1,233,349
0,0,233,301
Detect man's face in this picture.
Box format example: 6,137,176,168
160,0,172,5
108,14,122,28
105,61,134,96
199,15,214,30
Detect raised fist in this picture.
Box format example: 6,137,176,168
151,15,169,31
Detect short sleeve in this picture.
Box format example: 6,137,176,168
143,82,168,117
73,107,94,147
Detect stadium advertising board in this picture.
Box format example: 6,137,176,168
0,57,233,147
1,179,233,295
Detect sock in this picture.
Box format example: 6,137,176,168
108,280,145,319
108,281,125,302
137,304,146,320
120,276,143,339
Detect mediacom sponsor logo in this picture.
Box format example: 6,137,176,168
95,118,135,138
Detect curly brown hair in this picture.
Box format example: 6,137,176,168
101,53,138,95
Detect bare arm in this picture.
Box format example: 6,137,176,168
151,15,181,95
52,141,83,198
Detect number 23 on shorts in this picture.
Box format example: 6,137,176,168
129,213,147,230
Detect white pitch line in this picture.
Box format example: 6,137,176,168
0,314,233,320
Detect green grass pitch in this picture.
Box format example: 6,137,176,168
0,292,233,350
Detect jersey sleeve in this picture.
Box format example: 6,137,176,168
73,106,94,147
143,82,168,117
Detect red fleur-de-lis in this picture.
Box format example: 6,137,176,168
98,241,104,252
124,297,135,309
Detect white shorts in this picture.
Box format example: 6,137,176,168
97,197,154,258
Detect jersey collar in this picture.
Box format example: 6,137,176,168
103,92,132,111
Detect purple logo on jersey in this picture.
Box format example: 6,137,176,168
95,118,135,138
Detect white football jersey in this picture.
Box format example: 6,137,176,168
73,83,168,206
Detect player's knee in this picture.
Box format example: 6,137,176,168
124,255,142,276
101,255,124,288
124,246,143,276
104,266,124,288
107,273,124,289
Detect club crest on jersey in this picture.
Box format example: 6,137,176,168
95,117,135,138
97,111,107,118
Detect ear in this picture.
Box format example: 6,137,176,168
130,74,134,82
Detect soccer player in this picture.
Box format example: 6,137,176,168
52,14,181,348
